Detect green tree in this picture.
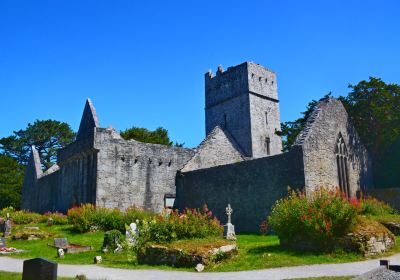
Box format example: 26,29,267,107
120,126,184,147
0,119,76,169
340,77,400,158
280,93,331,152
0,155,24,209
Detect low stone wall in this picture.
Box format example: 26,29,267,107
363,188,400,211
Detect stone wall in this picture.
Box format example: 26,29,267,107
205,92,251,157
296,98,373,196
363,188,400,211
205,62,282,158
94,128,195,212
22,141,98,213
181,126,244,172
176,146,305,232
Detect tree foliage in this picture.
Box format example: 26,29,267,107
280,77,400,188
0,155,25,209
340,77,400,158
0,119,76,169
120,126,184,147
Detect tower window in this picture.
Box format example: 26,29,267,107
265,112,268,125
259,77,262,81
265,78,268,83
265,137,271,155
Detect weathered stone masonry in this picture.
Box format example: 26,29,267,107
22,61,376,232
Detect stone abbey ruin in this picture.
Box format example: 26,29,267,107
22,62,374,231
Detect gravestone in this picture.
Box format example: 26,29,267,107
57,248,65,258
223,204,236,241
22,258,57,280
5,214,12,237
47,218,54,226
0,237,6,248
54,238,68,248
126,222,139,246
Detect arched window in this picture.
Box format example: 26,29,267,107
335,133,350,197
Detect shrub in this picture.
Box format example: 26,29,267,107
268,188,358,250
43,212,68,225
67,204,97,232
130,205,223,256
103,229,124,251
359,197,396,216
1,208,42,225
67,204,156,232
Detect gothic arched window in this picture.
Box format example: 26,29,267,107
335,133,350,197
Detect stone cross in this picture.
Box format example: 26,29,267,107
224,204,236,241
226,204,233,224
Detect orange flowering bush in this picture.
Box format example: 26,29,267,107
359,196,396,216
145,205,223,243
268,188,358,250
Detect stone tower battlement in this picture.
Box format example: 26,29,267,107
205,62,282,158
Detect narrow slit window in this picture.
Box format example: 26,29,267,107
265,112,268,125
266,137,271,155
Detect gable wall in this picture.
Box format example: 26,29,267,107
299,99,373,196
181,127,244,172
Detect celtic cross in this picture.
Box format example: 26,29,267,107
225,204,233,224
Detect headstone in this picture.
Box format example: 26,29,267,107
57,248,64,258
223,204,236,241
22,258,57,280
195,263,205,272
5,214,12,237
54,238,68,248
0,237,6,249
24,226,40,231
126,222,139,246
94,256,102,264
114,243,123,253
47,218,54,227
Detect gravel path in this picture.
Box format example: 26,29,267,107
1,254,400,280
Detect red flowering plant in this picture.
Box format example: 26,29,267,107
146,205,223,243
268,187,358,250
43,211,68,225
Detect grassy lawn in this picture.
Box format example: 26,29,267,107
209,234,400,271
1,223,399,272
0,271,73,280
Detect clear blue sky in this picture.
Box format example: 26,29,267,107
1,1,399,148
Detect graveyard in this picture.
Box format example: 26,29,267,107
0,189,400,280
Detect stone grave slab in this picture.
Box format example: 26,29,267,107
54,238,68,248
22,258,57,280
